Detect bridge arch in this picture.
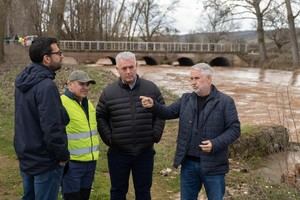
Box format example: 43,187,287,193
143,56,158,65
209,57,230,67
107,56,116,65
178,57,194,66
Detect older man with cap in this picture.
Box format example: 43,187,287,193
140,63,240,200
61,70,100,200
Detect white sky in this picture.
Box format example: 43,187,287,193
170,0,203,34
159,0,255,34
159,0,202,34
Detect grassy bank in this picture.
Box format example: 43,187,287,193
0,64,299,199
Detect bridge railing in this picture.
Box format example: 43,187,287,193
59,40,248,53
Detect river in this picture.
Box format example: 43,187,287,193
99,65,300,144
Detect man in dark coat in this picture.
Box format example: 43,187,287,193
96,51,165,200
14,37,69,200
140,63,240,200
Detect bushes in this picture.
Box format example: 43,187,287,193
230,124,289,159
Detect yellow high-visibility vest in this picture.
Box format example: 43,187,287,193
61,94,99,161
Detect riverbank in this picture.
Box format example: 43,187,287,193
1,63,299,199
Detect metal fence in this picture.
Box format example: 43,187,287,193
59,40,248,53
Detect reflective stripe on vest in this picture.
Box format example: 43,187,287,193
69,145,99,155
67,130,97,140
61,94,99,161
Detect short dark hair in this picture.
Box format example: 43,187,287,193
29,37,58,63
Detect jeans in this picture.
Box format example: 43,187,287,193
180,159,225,200
107,148,155,200
21,166,64,200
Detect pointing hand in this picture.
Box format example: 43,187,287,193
140,96,154,108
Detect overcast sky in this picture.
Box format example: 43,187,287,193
159,0,255,34
169,0,203,34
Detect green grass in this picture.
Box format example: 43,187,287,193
227,170,299,200
0,64,300,199
0,66,18,156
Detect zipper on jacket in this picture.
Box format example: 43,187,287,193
129,90,137,145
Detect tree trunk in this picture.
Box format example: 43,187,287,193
111,0,125,38
48,0,66,38
0,0,9,64
254,5,268,65
256,15,268,64
285,0,300,67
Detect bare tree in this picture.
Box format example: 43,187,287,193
245,0,274,64
284,0,300,67
137,0,178,42
226,0,276,65
265,5,289,53
63,0,97,40
0,0,11,63
110,0,126,39
200,0,239,43
123,1,144,41
48,0,66,38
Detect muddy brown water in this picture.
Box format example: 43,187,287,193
100,65,300,143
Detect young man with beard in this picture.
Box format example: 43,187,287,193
14,37,69,200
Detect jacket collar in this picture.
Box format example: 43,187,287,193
64,88,88,105
118,75,140,90
192,84,218,101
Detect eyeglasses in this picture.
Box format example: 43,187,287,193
49,51,63,56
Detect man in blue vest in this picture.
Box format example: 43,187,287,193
61,70,100,200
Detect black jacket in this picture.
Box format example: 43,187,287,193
96,76,165,156
14,63,69,175
152,85,240,175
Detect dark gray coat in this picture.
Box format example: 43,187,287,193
152,85,240,175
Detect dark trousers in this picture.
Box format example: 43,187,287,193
62,161,97,200
107,148,155,200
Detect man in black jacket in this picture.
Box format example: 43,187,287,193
96,51,165,200
14,37,69,200
140,63,240,200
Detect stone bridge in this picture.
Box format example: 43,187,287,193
59,40,248,67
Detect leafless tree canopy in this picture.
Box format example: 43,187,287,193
1,0,300,67
200,0,239,43
3,0,177,41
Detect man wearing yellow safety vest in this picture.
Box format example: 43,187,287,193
61,70,100,200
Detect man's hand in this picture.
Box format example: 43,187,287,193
140,96,154,108
199,140,213,153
